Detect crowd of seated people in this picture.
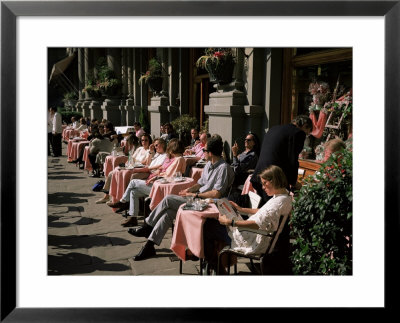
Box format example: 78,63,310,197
96,136,166,206
62,119,347,275
106,138,186,227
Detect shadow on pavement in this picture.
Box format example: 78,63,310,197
48,175,85,180
48,234,131,249
48,192,95,205
48,217,101,228
48,253,130,275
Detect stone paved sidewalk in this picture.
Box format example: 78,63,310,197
48,143,252,275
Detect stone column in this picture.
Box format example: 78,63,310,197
123,48,135,126
148,49,170,137
131,49,144,125
243,47,265,141
167,48,180,121
75,48,84,112
81,48,92,119
204,48,248,163
89,48,104,122
101,48,122,125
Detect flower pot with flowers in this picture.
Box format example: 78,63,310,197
82,80,102,99
97,64,121,97
196,48,236,85
138,57,164,94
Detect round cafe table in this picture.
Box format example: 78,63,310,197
103,155,128,177
149,177,194,210
170,203,219,261
109,168,141,203
63,128,78,142
83,146,92,172
67,139,89,162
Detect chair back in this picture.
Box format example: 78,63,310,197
267,210,291,254
248,191,261,209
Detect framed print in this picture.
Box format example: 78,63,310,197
1,0,398,321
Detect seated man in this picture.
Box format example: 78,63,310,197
88,131,114,177
186,127,200,149
231,132,259,187
129,135,235,261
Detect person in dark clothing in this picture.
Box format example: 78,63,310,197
250,115,312,205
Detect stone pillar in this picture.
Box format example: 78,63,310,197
81,48,92,119
101,48,122,125
132,49,144,124
167,48,180,121
121,48,134,126
148,49,170,137
243,47,265,141
75,48,84,112
179,48,190,115
204,48,249,163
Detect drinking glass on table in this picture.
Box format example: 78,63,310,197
175,171,182,181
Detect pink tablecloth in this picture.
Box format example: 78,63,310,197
241,174,256,195
149,178,194,210
103,155,128,177
62,128,78,142
171,203,220,261
67,140,89,162
189,167,203,184
109,168,138,203
83,146,92,172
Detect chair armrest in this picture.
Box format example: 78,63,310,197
237,227,274,236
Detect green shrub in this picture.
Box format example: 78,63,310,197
171,114,198,145
290,148,352,275
139,107,150,134
58,107,82,124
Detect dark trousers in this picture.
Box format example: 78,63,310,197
51,133,62,156
48,132,53,156
88,153,98,171
203,218,231,266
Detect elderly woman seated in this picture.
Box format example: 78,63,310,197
107,138,186,227
96,137,166,204
202,165,292,274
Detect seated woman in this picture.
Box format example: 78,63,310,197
95,137,167,204
107,138,186,227
75,117,88,132
202,165,292,274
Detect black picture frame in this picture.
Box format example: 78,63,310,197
1,1,398,321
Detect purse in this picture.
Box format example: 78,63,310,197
92,180,105,192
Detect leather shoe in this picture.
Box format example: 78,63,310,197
185,250,199,262
133,243,156,261
128,225,153,238
121,217,138,227
107,201,128,209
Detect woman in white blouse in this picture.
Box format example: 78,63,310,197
203,165,292,273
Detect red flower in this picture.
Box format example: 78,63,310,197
213,51,224,58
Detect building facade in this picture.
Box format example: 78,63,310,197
48,47,352,162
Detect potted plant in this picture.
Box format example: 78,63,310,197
290,148,352,275
97,62,121,97
82,81,102,99
138,57,163,93
170,114,198,145
196,48,236,84
63,91,78,109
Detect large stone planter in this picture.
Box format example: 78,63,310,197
206,60,235,85
146,77,163,93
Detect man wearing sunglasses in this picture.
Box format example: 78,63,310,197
129,135,234,261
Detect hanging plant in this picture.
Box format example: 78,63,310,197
138,57,164,93
196,48,236,84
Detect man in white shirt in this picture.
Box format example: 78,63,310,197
48,107,53,156
50,107,62,157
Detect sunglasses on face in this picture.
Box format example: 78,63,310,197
202,149,209,152
141,139,149,142
244,138,253,142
